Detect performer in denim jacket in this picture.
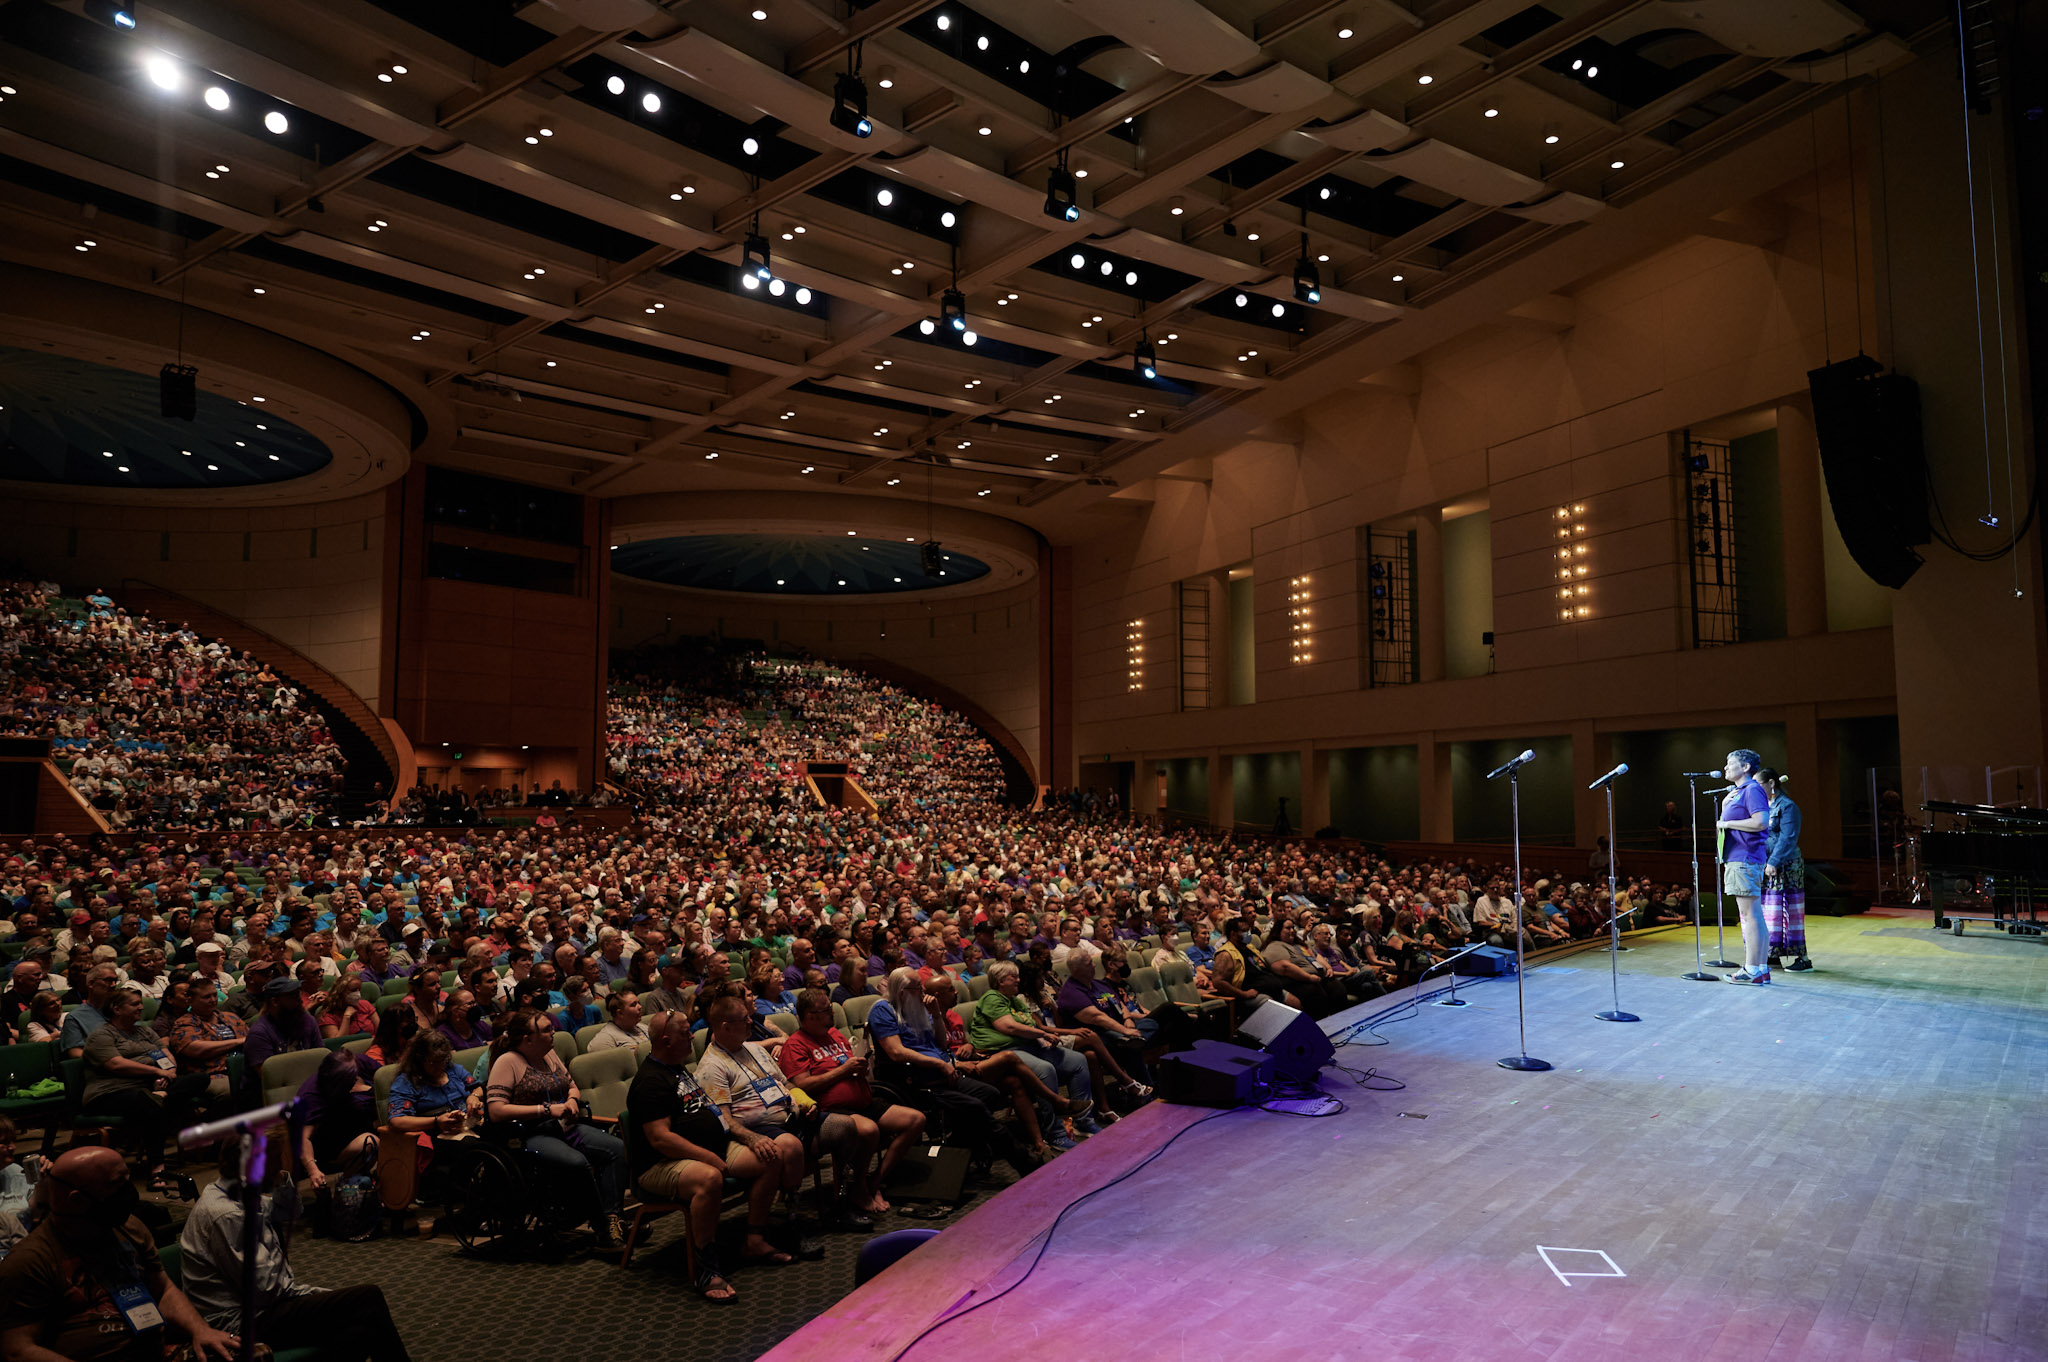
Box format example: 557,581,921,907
1759,768,1810,973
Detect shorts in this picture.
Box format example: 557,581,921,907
638,1156,732,1200
1723,860,1766,897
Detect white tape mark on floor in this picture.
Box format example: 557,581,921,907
1536,1245,1626,1287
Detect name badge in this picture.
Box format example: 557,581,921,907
107,1276,164,1333
747,1073,790,1109
149,1048,177,1072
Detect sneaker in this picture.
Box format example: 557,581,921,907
1785,957,1813,972
594,1213,624,1251
1727,969,1771,985
1047,1126,1079,1153
1072,1115,1104,1136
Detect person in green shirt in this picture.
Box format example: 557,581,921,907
967,963,1097,1129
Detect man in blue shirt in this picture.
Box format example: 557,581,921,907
58,963,120,1058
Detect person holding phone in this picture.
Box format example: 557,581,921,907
777,988,925,1222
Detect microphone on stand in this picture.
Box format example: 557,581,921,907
1681,770,1721,778
1487,749,1537,780
1703,786,1736,797
1587,762,1628,790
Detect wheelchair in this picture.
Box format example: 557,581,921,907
443,1121,593,1259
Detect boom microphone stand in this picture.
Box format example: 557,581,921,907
1489,749,1551,1072
1589,764,1639,1022
1702,783,1738,968
1422,939,1491,1007
1680,771,1720,981
179,1097,305,1362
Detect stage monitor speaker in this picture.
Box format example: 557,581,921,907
1237,1000,1334,1084
1808,355,1928,589
883,1143,971,1203
1157,1039,1273,1108
1462,945,1516,977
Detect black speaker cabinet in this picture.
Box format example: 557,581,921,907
1158,1039,1274,1108
884,1142,972,1203
1237,999,1334,1084
1808,355,1929,589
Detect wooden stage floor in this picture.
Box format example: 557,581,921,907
764,910,2048,1362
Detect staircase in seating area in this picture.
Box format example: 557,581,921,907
118,581,401,820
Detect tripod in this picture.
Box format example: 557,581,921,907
1682,773,1720,982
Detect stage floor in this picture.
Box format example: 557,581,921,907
766,910,2048,1362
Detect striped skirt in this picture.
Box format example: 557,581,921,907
1762,856,1806,956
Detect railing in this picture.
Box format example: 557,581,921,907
118,579,403,812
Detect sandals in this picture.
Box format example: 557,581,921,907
693,1245,739,1304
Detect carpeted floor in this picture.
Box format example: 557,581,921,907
280,1154,1022,1362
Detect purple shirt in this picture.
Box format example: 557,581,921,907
1722,781,1770,863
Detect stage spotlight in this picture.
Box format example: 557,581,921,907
940,288,967,332
742,233,773,281
144,54,180,91
1292,255,1321,304
1044,166,1079,221
85,0,137,30
1135,340,1157,380
830,72,872,137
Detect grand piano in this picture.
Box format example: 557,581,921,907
1918,800,2048,938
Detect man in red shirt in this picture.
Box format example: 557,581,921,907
777,988,925,1220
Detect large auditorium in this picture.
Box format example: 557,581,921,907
0,1,2042,1359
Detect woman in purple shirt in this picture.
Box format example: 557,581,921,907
1715,748,1773,984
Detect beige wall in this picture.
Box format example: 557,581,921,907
12,491,386,707
612,577,1041,783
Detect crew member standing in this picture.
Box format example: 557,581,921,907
1715,748,1772,984
1759,768,1810,972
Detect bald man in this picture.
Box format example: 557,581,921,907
0,1146,239,1362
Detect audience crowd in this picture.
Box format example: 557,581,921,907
0,640,1703,1352
0,578,348,831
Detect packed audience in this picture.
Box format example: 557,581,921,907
608,648,1009,820
0,578,348,831
0,645,1703,1347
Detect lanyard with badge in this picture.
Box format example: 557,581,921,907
734,1045,792,1113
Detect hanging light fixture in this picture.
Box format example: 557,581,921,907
1135,337,1157,380
830,70,872,137
1292,232,1321,305
1044,164,1079,222
940,288,967,332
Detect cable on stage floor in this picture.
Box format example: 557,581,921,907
882,1105,1248,1362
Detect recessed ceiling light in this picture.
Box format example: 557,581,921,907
1572,59,1584,71
1484,107,1499,118
893,576,902,582
1234,293,1247,307
705,451,718,459
936,12,950,29
1544,133,1560,144
1391,273,1404,282
977,125,991,136
215,164,229,173
802,465,814,473
1271,303,1285,317
940,210,956,228
742,136,759,156
545,360,557,367
751,6,767,18
777,579,785,585
976,489,990,497
607,75,626,96
251,287,265,294
206,463,219,470
876,66,896,89
263,110,289,134
268,454,280,461
117,465,130,473
887,478,900,486
976,35,989,50
144,54,181,91
204,86,229,110
1247,231,1260,241
641,91,661,113
1416,74,1433,85
795,287,812,304
1610,159,1624,169
1317,253,1329,262
1586,65,1599,78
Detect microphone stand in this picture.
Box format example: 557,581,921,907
1497,764,1551,1072
179,1098,301,1362
1594,778,1639,1022
1420,939,1490,1007
1681,773,1719,981
1702,785,1737,968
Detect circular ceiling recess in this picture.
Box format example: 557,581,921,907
611,533,991,594
0,345,333,489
